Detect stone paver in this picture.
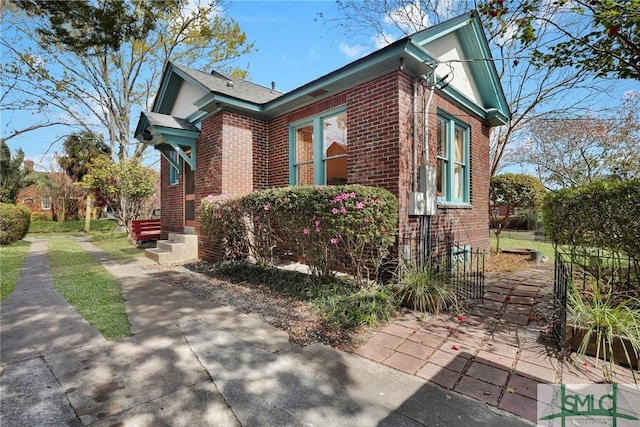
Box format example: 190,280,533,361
416,363,459,389
498,392,537,422
354,263,639,422
455,376,502,406
466,361,509,386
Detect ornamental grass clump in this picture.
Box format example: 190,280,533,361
393,258,459,314
567,282,640,381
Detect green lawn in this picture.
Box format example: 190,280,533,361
90,232,145,260
490,234,556,259
48,238,131,340
28,219,116,235
0,241,31,302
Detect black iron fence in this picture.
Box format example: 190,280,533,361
552,246,639,349
400,234,485,303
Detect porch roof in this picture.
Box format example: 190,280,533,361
137,111,200,171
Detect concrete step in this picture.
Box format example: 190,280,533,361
145,233,198,264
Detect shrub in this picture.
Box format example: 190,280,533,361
543,179,640,258
201,185,398,284
31,211,53,221
0,203,31,245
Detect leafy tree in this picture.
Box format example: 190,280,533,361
331,0,605,178
2,0,254,162
79,155,157,236
12,0,178,53
0,141,48,203
490,173,545,252
58,130,112,182
47,170,83,222
57,130,112,230
518,93,640,188
478,0,640,80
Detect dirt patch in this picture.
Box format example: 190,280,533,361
144,255,547,353
485,252,538,273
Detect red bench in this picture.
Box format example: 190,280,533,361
130,219,161,243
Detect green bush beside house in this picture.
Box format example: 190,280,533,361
0,203,31,245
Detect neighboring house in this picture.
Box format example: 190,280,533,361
135,13,510,264
16,160,55,220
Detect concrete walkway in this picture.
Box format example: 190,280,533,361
1,239,531,426
355,266,639,423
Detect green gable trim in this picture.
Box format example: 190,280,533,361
195,92,264,114
148,125,199,170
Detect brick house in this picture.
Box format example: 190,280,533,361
16,160,57,220
134,14,510,264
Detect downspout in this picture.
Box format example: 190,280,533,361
412,77,420,193
421,72,436,259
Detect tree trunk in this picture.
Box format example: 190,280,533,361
84,193,92,233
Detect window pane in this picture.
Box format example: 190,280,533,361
454,164,463,200
41,196,51,209
323,112,347,153
437,158,446,196
296,126,314,163
326,157,347,185
297,163,314,185
437,117,447,157
454,126,464,163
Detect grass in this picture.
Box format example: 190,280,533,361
48,237,131,340
28,219,116,235
0,241,31,302
90,232,145,260
490,234,556,259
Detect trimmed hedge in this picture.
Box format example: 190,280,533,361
542,179,640,257
0,203,31,245
201,185,398,283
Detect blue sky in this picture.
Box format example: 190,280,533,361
3,0,638,171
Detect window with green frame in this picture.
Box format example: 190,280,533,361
436,112,469,203
168,150,179,185
290,109,347,185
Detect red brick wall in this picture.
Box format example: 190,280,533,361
162,70,491,262
195,111,269,261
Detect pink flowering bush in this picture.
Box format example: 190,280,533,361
201,185,398,283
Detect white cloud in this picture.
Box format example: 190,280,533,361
373,32,398,49
384,1,430,34
339,42,368,59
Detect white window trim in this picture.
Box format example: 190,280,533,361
41,196,52,210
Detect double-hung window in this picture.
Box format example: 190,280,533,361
41,196,51,210
168,150,179,185
436,112,469,203
290,109,347,185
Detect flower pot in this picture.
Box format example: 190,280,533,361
566,324,639,371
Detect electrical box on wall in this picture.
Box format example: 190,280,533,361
420,165,437,216
409,192,426,215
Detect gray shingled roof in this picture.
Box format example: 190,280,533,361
143,111,200,132
172,63,283,104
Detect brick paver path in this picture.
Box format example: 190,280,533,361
354,264,638,422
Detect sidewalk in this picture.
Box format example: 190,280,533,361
354,265,639,423
1,239,531,426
